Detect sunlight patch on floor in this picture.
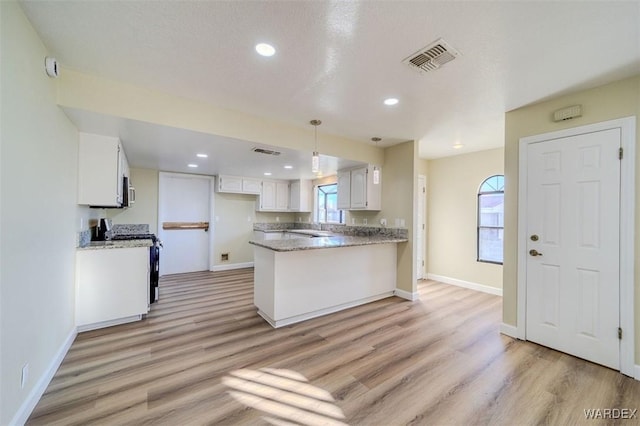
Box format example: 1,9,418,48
223,368,348,426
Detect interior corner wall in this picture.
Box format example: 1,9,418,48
380,140,417,293
213,192,258,267
107,168,159,234
503,75,640,360
1,2,82,423
427,148,504,290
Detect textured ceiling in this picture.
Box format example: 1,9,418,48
19,0,640,164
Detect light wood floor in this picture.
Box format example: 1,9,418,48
28,269,640,425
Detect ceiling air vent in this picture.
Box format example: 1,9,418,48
252,147,281,156
403,38,461,73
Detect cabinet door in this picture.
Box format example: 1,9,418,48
276,182,290,210
242,178,262,194
116,143,124,204
289,181,301,211
78,133,121,207
76,247,149,329
337,171,351,210
350,167,367,209
260,181,277,210
218,175,243,193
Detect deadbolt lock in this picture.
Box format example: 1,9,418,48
529,249,542,257
530,234,539,241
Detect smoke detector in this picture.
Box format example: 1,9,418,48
403,38,461,73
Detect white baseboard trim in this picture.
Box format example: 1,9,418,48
427,273,503,296
77,315,142,333
211,262,254,272
394,288,419,301
259,291,395,328
500,323,520,339
11,327,77,426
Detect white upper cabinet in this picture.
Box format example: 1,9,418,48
217,175,262,194
337,170,351,210
338,165,381,211
78,132,129,207
275,182,290,210
242,178,262,194
350,167,368,209
257,180,289,211
289,180,312,212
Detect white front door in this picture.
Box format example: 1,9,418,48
158,173,212,275
525,128,620,369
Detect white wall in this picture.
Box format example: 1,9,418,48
427,148,504,290
213,193,257,268
0,2,90,423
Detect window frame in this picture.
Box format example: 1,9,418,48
316,183,344,224
477,175,504,265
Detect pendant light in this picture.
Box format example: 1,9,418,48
371,137,382,185
310,119,322,173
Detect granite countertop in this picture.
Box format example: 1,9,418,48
255,229,334,237
78,239,154,251
249,234,408,252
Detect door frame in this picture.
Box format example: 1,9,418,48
517,116,636,377
157,172,216,273
417,174,427,279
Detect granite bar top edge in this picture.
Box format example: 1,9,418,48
78,239,153,251
249,235,408,252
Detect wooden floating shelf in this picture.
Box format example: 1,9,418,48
162,221,209,231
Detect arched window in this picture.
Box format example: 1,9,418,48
477,175,504,264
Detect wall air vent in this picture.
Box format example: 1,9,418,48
252,147,281,156
403,38,461,74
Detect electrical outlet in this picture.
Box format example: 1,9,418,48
363,218,368,225
380,218,387,226
276,216,280,222
21,363,29,389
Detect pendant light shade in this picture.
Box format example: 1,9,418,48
372,137,382,185
310,120,322,173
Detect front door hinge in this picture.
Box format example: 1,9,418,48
619,147,623,160
618,327,622,339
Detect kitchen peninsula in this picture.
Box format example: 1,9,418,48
249,227,408,327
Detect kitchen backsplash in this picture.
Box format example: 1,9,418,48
78,222,151,248
112,224,150,234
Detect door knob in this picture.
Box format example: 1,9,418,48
529,249,542,257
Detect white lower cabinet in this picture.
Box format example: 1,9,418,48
76,247,150,331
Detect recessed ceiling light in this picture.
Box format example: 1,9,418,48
264,172,272,176
453,143,464,149
196,153,208,158
188,164,198,168
384,98,399,106
255,43,276,57
284,165,293,169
